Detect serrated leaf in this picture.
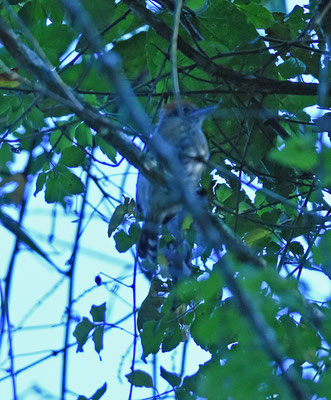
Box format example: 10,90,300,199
73,318,95,352
92,326,104,355
45,166,84,204
60,146,86,167
160,367,181,387
90,303,106,323
125,370,153,388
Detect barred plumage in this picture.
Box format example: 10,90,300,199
136,101,216,265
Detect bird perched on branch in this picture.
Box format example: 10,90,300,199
136,100,216,268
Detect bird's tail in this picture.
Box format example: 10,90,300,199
138,222,159,263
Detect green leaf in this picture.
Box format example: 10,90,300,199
140,320,164,357
95,135,117,163
24,107,45,130
190,304,222,352
185,0,206,11
45,166,84,204
73,318,95,352
91,383,107,400
37,23,75,66
199,1,259,50
114,229,135,253
61,62,111,92
78,383,107,400
162,322,182,352
18,1,46,28
137,279,166,331
92,326,104,355
30,152,49,176
62,170,85,194
78,0,116,45
320,147,331,185
160,367,181,387
146,28,170,79
103,2,143,43
0,143,14,173
60,146,86,167
125,370,153,388
114,32,147,77
288,241,304,256
34,172,47,196
128,222,141,242
244,228,271,247
49,128,73,153
313,230,331,280
237,3,274,28
90,303,106,323
278,57,306,79
75,123,93,148
107,197,135,238
269,135,318,171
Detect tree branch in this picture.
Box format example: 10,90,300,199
0,15,164,186
122,0,324,97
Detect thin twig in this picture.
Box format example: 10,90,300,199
170,0,183,99
128,253,139,400
61,164,91,400
0,279,17,399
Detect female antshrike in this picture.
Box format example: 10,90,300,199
136,101,216,267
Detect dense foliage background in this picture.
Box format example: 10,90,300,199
0,0,331,399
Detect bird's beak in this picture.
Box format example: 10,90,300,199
191,104,218,119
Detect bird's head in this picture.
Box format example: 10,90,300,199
159,100,217,127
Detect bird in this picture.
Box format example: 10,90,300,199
136,100,216,269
